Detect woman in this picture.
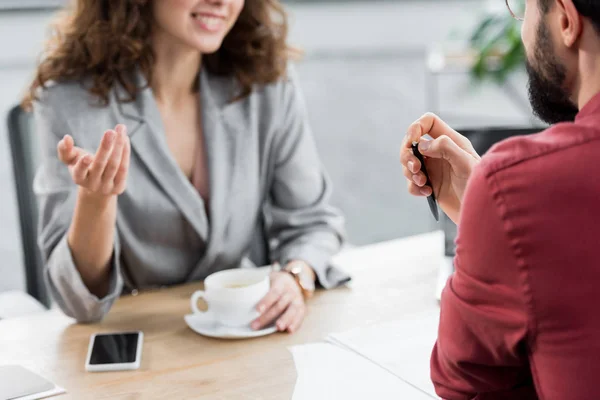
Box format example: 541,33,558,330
23,0,348,331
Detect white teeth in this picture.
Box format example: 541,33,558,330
193,15,222,28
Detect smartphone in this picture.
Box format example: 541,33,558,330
85,331,143,372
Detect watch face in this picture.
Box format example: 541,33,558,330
286,264,315,294
290,265,303,275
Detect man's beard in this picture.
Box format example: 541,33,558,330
526,20,579,124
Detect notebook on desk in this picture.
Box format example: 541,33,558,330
0,365,65,400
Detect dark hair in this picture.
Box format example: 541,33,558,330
23,0,296,110
540,0,600,32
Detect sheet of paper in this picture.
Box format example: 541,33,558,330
326,310,440,398
13,386,66,400
290,343,432,400
0,365,66,400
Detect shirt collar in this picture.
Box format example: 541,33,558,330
576,90,600,122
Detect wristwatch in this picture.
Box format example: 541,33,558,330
283,263,316,299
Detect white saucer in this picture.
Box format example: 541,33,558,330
184,313,278,340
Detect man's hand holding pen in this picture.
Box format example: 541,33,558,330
400,113,481,225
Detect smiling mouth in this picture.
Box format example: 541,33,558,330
191,12,224,30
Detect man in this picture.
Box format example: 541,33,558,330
400,0,600,399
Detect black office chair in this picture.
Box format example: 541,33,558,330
6,105,50,308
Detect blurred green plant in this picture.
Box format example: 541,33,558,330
469,5,525,83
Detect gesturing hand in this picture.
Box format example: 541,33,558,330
57,124,130,198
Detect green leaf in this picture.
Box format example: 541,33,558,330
470,15,498,43
464,10,525,84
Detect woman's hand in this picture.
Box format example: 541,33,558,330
57,124,130,199
252,270,306,334
400,113,481,224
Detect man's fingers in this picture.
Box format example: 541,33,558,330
403,166,427,187
408,113,468,146
413,173,427,187
400,148,421,174
418,135,475,176
407,181,431,197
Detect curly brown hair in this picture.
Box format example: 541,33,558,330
22,0,295,110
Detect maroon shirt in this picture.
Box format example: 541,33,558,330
431,92,600,400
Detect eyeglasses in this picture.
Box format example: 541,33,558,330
506,0,525,21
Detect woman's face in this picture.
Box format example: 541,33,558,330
152,0,245,54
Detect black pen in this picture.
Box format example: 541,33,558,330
411,141,439,222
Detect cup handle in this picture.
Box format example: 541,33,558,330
191,290,208,314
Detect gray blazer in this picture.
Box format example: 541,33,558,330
33,66,348,322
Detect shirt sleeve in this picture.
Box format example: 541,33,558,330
431,163,536,400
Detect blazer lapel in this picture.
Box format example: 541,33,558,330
115,76,210,241
196,69,249,263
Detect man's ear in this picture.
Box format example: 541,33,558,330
556,0,583,47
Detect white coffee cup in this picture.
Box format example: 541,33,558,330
190,269,270,328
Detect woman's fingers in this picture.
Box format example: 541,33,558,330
276,298,305,332
253,278,285,330
253,292,292,330
88,130,116,189
113,135,130,194
59,126,130,196
71,154,93,185
100,129,126,190
287,305,306,334
57,135,78,165
256,282,283,315
276,300,297,331
115,124,127,136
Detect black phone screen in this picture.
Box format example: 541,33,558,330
89,333,140,365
